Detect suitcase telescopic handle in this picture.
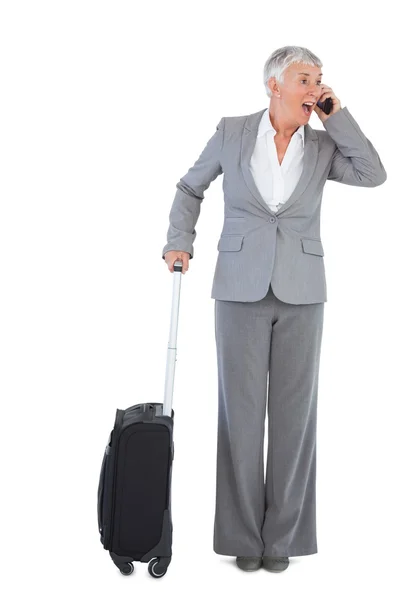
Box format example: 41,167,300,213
163,260,183,417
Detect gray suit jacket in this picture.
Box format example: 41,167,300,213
162,106,387,304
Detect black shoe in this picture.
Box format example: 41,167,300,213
236,556,263,571
262,556,289,572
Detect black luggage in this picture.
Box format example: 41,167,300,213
97,260,183,578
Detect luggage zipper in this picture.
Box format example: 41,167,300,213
98,435,112,538
105,409,124,549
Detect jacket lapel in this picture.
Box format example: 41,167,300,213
240,108,319,216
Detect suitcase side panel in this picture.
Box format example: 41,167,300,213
97,431,113,545
99,409,125,550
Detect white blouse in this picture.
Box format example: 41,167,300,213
249,107,305,213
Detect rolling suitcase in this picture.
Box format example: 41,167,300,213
97,260,183,579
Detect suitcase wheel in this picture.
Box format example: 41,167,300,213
119,562,134,576
148,557,168,578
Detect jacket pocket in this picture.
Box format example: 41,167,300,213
217,234,244,252
301,238,324,256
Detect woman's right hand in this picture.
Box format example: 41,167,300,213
164,250,190,274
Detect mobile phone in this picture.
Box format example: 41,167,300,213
317,97,333,115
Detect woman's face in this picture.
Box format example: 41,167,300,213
273,62,324,123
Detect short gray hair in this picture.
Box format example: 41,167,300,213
263,46,323,98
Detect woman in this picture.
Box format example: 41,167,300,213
162,46,386,573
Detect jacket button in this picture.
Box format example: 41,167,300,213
269,217,276,223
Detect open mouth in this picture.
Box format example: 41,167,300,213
302,102,314,116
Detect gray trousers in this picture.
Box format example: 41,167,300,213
213,283,324,558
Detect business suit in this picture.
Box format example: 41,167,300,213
162,106,386,304
162,106,386,557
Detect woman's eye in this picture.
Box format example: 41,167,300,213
301,80,322,84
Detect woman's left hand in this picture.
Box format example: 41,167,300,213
314,85,342,122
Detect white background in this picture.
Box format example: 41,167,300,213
1,1,399,598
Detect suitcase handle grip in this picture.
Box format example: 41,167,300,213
173,260,183,272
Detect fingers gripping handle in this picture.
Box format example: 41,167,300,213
163,260,182,416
